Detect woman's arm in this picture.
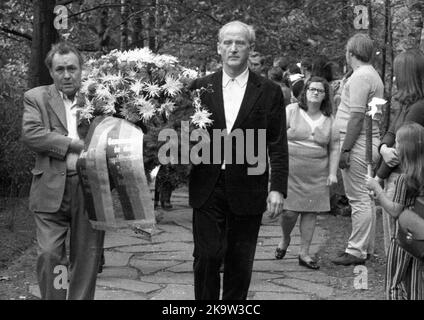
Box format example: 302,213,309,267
327,119,340,185
375,190,404,218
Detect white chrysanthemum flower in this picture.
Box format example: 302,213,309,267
181,67,199,79
159,99,176,118
143,82,162,98
100,72,124,89
190,108,213,129
162,76,183,97
79,98,95,121
130,80,145,96
153,54,179,67
117,48,155,64
80,78,97,95
135,98,157,121
95,85,113,100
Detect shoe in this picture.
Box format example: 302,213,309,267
298,256,320,270
275,239,291,260
331,252,365,266
275,247,287,260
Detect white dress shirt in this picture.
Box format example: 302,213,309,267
60,92,79,171
222,67,249,132
221,68,249,169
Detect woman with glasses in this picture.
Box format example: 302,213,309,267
275,76,340,269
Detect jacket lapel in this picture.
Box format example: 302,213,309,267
232,71,263,131
210,70,227,130
47,84,68,132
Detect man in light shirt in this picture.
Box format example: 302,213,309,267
22,42,104,299
332,33,384,266
189,21,288,299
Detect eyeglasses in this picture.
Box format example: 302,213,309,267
308,88,325,94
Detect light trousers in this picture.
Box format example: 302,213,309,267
34,175,105,300
340,138,378,259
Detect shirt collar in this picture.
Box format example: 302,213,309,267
222,67,249,88
59,90,78,106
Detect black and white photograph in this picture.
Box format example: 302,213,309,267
1,0,424,306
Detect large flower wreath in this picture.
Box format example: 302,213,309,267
77,48,213,178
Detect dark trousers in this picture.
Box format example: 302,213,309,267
192,171,262,300
34,175,105,300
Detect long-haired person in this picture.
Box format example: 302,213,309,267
373,49,424,256
366,122,424,299
275,76,339,269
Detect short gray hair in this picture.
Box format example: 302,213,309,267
218,21,255,44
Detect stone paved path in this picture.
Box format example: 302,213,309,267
29,187,337,300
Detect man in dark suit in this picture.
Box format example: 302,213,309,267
189,21,288,300
22,42,104,299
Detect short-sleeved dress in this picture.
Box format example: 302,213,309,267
284,103,339,213
385,174,424,300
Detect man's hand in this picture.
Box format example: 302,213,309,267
380,144,399,167
339,150,350,169
69,138,84,154
326,174,337,186
267,191,284,219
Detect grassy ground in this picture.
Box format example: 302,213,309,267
0,197,37,300
0,198,35,269
317,210,386,299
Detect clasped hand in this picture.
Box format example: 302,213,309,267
380,145,399,167
365,175,383,199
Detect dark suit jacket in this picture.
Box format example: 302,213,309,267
189,70,288,216
22,84,79,213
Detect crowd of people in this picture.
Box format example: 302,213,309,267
21,19,424,300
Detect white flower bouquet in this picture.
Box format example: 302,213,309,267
79,47,212,129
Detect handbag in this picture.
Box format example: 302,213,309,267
397,196,424,261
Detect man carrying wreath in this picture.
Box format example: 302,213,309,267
22,42,104,300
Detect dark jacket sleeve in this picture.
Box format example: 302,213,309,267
267,85,288,197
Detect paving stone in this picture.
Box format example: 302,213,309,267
96,278,161,294
141,251,193,261
249,279,303,293
95,288,147,300
251,272,286,281
117,242,193,253
272,278,334,299
97,266,139,279
104,251,133,267
151,231,193,243
103,233,146,249
130,258,182,274
253,260,304,272
288,271,334,284
139,272,193,285
151,284,194,300
166,261,193,273
251,292,312,300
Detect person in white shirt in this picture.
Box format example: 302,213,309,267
22,42,104,299
188,20,288,300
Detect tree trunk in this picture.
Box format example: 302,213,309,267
148,0,156,51
132,0,144,48
97,7,110,52
120,0,129,50
29,0,59,89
